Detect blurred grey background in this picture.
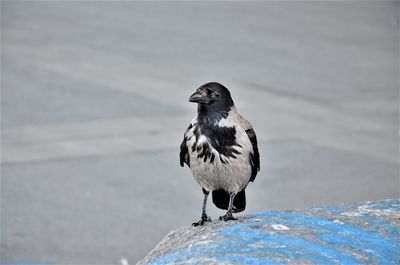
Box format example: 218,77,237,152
1,1,399,264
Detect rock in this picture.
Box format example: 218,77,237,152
138,199,400,265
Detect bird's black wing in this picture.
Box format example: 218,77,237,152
180,123,193,167
180,137,189,167
245,128,260,182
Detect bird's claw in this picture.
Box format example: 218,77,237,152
192,214,212,226
219,213,237,221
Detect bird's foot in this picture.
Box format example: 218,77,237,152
192,213,212,226
219,212,237,222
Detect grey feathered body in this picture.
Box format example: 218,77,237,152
183,107,254,193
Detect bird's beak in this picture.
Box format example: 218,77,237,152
189,91,204,103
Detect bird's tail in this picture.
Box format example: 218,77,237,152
212,189,246,213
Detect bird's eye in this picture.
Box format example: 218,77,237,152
213,91,220,98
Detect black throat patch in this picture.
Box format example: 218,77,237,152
192,113,242,164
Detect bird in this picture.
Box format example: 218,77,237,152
180,82,260,226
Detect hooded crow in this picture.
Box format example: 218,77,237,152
180,82,260,226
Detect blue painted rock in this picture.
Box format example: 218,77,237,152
138,199,400,265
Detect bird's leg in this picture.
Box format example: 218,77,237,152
192,189,212,226
219,192,237,221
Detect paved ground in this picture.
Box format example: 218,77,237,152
1,1,399,264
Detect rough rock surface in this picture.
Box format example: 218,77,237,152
138,199,400,265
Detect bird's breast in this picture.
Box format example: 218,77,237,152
185,124,253,192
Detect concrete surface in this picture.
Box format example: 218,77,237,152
138,199,400,265
1,1,399,264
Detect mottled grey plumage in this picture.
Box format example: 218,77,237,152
180,82,260,225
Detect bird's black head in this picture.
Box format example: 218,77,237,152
189,82,234,114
